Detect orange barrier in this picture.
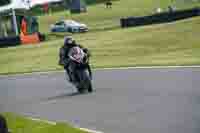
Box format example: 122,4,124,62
20,33,40,45
21,18,28,36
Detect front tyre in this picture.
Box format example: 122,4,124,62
77,69,93,93
88,81,93,93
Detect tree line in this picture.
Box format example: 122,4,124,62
0,0,11,6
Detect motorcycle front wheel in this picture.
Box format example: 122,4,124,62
76,69,93,93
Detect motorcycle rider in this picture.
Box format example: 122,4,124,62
59,36,92,82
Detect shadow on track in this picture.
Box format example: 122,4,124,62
41,91,94,103
46,92,81,101
12,89,96,106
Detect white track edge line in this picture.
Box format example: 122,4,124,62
1,65,200,77
28,117,56,125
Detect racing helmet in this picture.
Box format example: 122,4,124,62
64,36,75,46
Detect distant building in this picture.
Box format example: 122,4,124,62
69,0,87,14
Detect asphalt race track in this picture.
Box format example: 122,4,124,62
0,67,200,133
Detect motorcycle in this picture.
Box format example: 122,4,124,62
66,46,93,93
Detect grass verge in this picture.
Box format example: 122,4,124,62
2,113,88,133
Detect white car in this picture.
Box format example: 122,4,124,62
50,20,88,33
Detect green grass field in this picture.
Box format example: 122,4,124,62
39,0,200,34
1,16,200,74
2,113,88,133
0,0,200,75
